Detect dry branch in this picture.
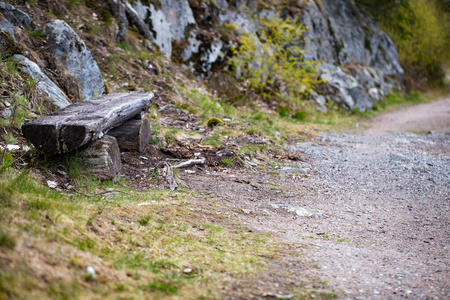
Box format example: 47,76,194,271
173,158,206,169
157,162,178,191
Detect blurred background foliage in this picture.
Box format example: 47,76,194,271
229,12,321,102
357,0,450,89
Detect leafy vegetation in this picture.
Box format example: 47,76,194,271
0,58,41,130
229,11,321,101
358,0,450,87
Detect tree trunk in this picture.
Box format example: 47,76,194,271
22,92,154,154
107,117,151,152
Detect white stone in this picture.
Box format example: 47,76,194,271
46,180,58,189
86,266,96,278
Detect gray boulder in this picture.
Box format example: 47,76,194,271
13,54,71,109
219,0,400,111
299,1,337,64
351,67,383,88
127,0,404,111
44,20,104,100
181,30,227,75
215,0,228,12
309,91,327,113
319,64,357,111
161,0,196,41
132,0,171,57
0,27,16,56
235,0,257,12
0,2,33,29
368,88,380,101
293,0,406,111
0,28,20,56
219,9,259,35
133,0,229,74
318,64,375,112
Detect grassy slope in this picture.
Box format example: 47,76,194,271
0,171,280,299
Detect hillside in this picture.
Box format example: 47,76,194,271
0,0,449,299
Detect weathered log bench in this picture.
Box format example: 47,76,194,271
22,92,154,154
77,136,122,180
106,113,151,152
22,92,154,180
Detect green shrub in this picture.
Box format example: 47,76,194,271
293,111,307,121
229,11,321,100
277,106,290,118
358,0,449,87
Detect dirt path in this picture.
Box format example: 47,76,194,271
362,97,450,135
182,99,450,298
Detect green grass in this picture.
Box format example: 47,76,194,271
27,29,45,38
201,136,221,147
151,126,185,146
244,126,263,135
221,157,233,166
137,214,152,226
67,0,85,9
0,171,280,299
147,280,179,294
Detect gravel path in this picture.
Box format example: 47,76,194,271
363,97,450,135
187,99,450,298
274,98,450,298
280,132,449,298
188,131,449,298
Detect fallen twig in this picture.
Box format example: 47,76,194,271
215,247,236,254
69,189,131,197
173,158,205,169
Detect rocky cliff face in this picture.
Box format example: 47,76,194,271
299,0,404,111
0,0,404,112
129,0,404,112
